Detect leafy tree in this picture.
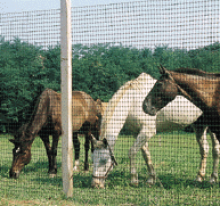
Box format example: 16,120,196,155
0,37,47,132
0,36,220,133
42,45,61,91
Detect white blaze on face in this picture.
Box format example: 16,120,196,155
16,147,21,154
92,148,112,177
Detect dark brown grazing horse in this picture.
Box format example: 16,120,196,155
9,89,101,179
143,65,220,143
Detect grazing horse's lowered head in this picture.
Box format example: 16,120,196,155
91,135,117,188
9,125,34,178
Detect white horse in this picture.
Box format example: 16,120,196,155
91,73,219,188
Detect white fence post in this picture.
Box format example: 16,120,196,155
60,0,73,198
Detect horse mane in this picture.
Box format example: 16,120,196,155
174,67,220,78
99,80,132,139
99,73,154,139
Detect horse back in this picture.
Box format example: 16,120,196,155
72,91,98,125
47,90,98,131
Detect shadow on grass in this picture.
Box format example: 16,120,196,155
33,172,93,189
0,160,60,178
155,174,219,190
2,160,219,191
105,171,219,190
32,169,131,189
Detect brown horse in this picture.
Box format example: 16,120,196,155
143,66,220,142
9,89,101,178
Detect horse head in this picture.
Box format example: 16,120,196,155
143,65,179,116
91,134,117,188
9,126,34,179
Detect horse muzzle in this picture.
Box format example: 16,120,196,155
142,101,157,116
91,177,105,189
9,169,20,179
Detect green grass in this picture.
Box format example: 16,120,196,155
0,132,220,205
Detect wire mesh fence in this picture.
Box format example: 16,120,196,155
0,0,220,205
1,0,219,49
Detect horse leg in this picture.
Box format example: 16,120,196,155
193,124,209,182
84,133,90,171
128,129,156,187
141,142,156,185
73,132,80,172
209,129,219,184
39,133,53,175
49,132,59,178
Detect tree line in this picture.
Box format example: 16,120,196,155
0,36,220,133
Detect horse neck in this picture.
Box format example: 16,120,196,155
99,114,125,149
27,90,50,137
172,71,219,110
99,88,132,148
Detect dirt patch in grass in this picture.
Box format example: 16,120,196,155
1,199,76,206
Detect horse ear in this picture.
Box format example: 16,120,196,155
102,138,108,148
9,139,16,144
91,134,99,149
158,64,168,75
91,134,107,149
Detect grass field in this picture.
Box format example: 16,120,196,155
0,132,220,206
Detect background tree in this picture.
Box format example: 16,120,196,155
0,36,219,133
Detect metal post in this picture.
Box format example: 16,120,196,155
60,0,73,198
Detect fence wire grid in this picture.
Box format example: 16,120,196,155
0,0,220,205
0,0,219,50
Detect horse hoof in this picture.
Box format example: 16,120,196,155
49,173,57,178
209,179,218,184
194,177,203,183
91,179,105,189
73,166,80,172
194,174,204,183
146,181,155,188
92,184,105,189
91,182,105,189
130,182,139,187
209,174,218,184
